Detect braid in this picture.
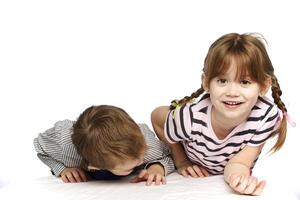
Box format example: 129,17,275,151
271,75,287,112
170,87,205,110
270,75,287,152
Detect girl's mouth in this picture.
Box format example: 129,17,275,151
223,101,243,108
223,101,243,105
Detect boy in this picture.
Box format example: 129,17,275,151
34,105,174,185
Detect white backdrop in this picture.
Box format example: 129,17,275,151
1,0,299,196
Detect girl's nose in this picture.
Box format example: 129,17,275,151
225,82,240,97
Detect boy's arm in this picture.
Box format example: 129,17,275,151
138,123,175,175
224,144,266,195
144,154,174,176
36,152,66,176
33,120,81,177
34,126,67,176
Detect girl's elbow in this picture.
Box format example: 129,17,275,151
151,106,169,127
151,107,161,123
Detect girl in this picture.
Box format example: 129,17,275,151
151,33,290,195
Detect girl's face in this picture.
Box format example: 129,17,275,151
204,62,267,124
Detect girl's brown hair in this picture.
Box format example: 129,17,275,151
170,33,287,152
72,105,147,170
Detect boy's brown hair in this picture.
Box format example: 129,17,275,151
72,105,147,170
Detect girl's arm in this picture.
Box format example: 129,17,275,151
151,106,209,177
224,144,266,195
151,106,190,167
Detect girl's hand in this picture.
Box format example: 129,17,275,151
177,160,210,178
228,174,266,195
60,167,88,183
130,164,166,186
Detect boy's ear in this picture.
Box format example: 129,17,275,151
201,74,209,92
260,77,272,96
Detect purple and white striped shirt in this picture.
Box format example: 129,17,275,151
164,94,281,175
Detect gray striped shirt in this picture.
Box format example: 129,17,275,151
34,120,175,176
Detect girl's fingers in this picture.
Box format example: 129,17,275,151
236,175,248,192
201,167,210,177
192,165,204,177
244,177,258,195
186,166,198,177
179,168,189,177
252,180,266,196
229,174,241,188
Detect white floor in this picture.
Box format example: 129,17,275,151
0,173,298,200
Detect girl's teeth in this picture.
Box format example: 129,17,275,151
225,102,240,105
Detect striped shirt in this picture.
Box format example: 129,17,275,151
34,120,175,176
165,94,281,175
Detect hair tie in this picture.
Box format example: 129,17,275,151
283,112,296,127
171,100,181,119
171,100,179,109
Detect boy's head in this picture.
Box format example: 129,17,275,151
72,105,147,175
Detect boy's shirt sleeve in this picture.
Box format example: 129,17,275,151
33,120,81,176
139,124,175,175
36,153,66,176
164,103,193,144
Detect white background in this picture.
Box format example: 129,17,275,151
1,0,299,196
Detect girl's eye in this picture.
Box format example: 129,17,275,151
217,79,227,84
240,80,251,85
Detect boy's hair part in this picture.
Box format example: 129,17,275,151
72,105,147,170
170,33,287,152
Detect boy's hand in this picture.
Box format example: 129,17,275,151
177,160,209,178
60,167,88,183
227,174,266,195
130,163,166,186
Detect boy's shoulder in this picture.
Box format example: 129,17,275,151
53,119,74,129
137,123,156,138
137,123,151,133
53,119,75,143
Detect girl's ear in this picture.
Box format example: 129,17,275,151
260,77,272,96
201,74,209,92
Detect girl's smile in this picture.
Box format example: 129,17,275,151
204,59,264,132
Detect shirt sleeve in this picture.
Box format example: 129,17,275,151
33,125,66,176
139,124,175,175
164,103,193,144
36,153,66,176
33,120,80,177
247,106,282,147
